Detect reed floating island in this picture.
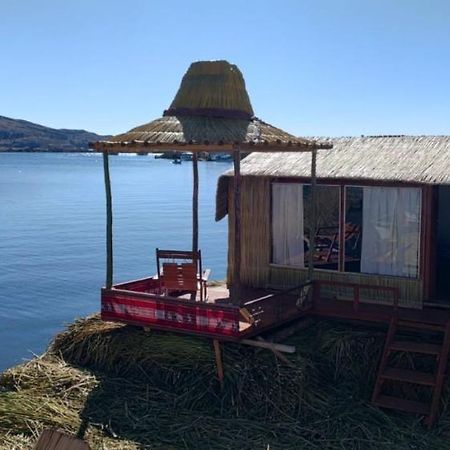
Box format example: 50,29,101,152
3,60,450,447
2,314,450,449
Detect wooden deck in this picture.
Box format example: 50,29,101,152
100,277,309,341
101,276,450,340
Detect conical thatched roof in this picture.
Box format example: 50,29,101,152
165,60,254,119
90,60,330,152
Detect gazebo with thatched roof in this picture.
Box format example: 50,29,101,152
90,60,330,343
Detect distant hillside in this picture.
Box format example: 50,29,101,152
0,115,110,152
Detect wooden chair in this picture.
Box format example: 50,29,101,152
156,249,210,301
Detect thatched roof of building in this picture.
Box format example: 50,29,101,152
216,135,450,220
90,60,330,153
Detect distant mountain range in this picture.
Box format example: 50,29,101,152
0,115,110,152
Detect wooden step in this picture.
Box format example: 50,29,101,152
381,368,436,386
397,320,445,332
389,341,442,355
374,394,430,415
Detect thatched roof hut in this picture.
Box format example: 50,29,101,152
91,59,328,307
90,60,330,153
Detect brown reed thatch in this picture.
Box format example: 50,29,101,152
217,135,450,185
90,60,331,153
165,60,254,119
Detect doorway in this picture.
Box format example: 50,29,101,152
435,186,450,302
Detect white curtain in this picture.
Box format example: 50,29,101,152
272,183,304,267
361,187,421,277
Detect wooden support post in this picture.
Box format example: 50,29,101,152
103,151,113,289
308,148,318,282
213,339,224,390
192,152,199,252
232,147,242,305
339,185,345,272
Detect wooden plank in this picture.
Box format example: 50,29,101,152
34,429,90,450
256,337,295,367
390,341,442,355
103,151,113,289
241,338,296,354
90,142,328,153
374,395,429,415
381,368,436,386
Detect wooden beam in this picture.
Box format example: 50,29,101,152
213,339,224,390
192,152,199,252
240,338,296,354
232,147,242,305
103,151,113,289
256,337,295,367
308,148,317,281
90,142,331,153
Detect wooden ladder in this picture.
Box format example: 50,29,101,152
372,317,450,427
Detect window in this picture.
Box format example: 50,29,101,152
271,182,422,278
359,187,421,278
344,187,363,272
303,185,340,270
271,183,304,267
271,183,340,271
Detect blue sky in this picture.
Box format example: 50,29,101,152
2,0,450,136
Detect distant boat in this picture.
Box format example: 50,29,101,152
172,159,182,164
180,152,193,161
209,152,232,162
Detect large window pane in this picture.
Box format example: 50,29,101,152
271,183,304,267
304,185,340,270
360,187,421,278
344,187,363,272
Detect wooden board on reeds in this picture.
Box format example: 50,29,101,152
34,429,90,450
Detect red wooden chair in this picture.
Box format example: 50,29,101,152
156,249,210,301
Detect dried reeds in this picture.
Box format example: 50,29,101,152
1,315,450,449
167,61,254,118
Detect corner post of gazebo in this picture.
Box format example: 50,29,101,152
308,147,318,283
102,150,113,289
192,152,199,252
231,145,242,305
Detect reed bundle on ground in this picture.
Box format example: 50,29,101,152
1,315,450,449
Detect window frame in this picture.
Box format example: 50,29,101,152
270,180,423,279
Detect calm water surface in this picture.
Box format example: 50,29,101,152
0,153,230,371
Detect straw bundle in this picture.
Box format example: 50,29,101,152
166,60,254,119
2,315,450,449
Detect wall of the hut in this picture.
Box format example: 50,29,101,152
227,177,424,309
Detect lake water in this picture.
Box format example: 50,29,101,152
0,153,230,371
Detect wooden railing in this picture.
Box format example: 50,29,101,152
243,282,314,329
313,279,400,311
